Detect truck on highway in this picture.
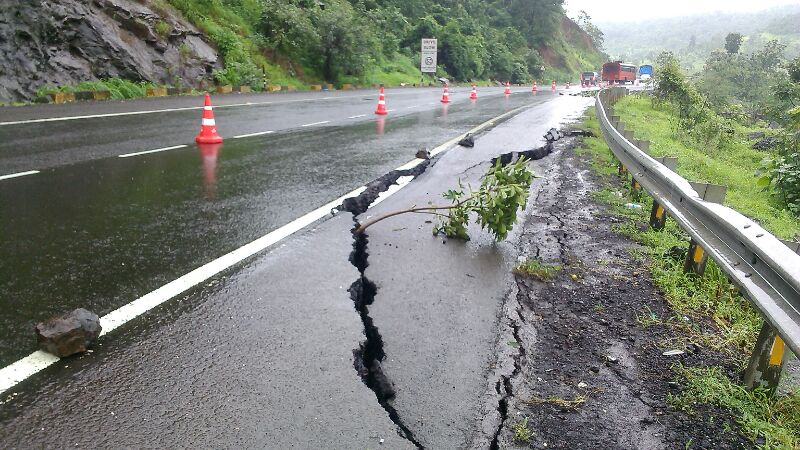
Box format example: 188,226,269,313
580,71,599,87
601,61,637,85
638,64,653,82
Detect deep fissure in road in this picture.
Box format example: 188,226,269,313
337,131,567,448
340,163,430,448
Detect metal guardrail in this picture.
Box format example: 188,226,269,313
596,87,800,391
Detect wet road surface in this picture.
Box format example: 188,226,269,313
1,86,519,173
0,89,545,366
0,86,592,447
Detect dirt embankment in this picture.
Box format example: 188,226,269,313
0,0,220,102
493,136,750,449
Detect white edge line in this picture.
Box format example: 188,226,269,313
233,130,274,139
0,170,40,181
0,102,532,395
118,145,188,158
0,185,366,395
301,120,330,127
366,176,414,209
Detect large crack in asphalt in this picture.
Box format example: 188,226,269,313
336,132,564,448
340,162,431,448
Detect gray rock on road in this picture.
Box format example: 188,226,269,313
35,308,102,357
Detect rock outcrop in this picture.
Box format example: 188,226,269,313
0,0,221,102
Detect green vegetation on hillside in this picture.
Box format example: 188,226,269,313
599,6,800,72
159,0,605,88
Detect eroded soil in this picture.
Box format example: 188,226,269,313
494,137,750,449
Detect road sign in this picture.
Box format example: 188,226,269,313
421,38,437,73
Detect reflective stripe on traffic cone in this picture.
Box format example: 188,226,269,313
504,81,511,95
469,83,478,100
441,84,450,103
374,86,388,115
195,93,223,144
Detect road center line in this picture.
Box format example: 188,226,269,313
233,130,275,139
406,105,419,109
118,145,188,158
0,90,436,127
348,114,367,119
0,170,40,181
301,120,330,127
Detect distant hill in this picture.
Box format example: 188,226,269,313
598,5,800,72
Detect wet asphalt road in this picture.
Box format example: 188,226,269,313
0,87,547,366
0,85,592,447
1,86,515,173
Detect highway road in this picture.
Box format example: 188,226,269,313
0,85,592,447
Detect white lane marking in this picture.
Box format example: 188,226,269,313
406,105,419,109
393,103,532,172
0,170,40,181
301,120,330,127
367,176,414,209
118,145,188,158
233,130,274,139
348,114,367,119
0,103,533,395
0,352,59,396
0,185,366,395
0,90,438,127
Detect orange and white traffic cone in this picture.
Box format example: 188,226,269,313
504,81,511,95
469,83,478,100
566,81,571,89
532,81,538,92
441,84,450,103
195,93,223,144
374,86,388,115
551,80,556,91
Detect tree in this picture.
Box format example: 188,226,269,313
724,32,743,55
575,10,604,50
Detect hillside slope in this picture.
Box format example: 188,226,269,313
0,0,220,102
0,0,605,102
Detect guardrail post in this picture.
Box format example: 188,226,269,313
684,239,709,276
649,200,667,230
744,322,788,395
654,156,678,171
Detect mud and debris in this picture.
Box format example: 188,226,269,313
491,134,751,449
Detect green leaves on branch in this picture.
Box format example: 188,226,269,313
436,157,534,241
355,157,534,241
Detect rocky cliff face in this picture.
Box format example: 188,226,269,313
0,0,221,102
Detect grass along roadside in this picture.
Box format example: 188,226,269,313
612,94,800,240
575,107,800,449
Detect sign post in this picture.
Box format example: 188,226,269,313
420,38,437,78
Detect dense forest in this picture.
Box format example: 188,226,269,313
164,0,606,87
599,5,800,72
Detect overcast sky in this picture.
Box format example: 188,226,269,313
565,0,800,23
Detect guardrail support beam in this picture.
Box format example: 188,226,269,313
649,200,667,231
744,322,788,394
684,239,708,276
